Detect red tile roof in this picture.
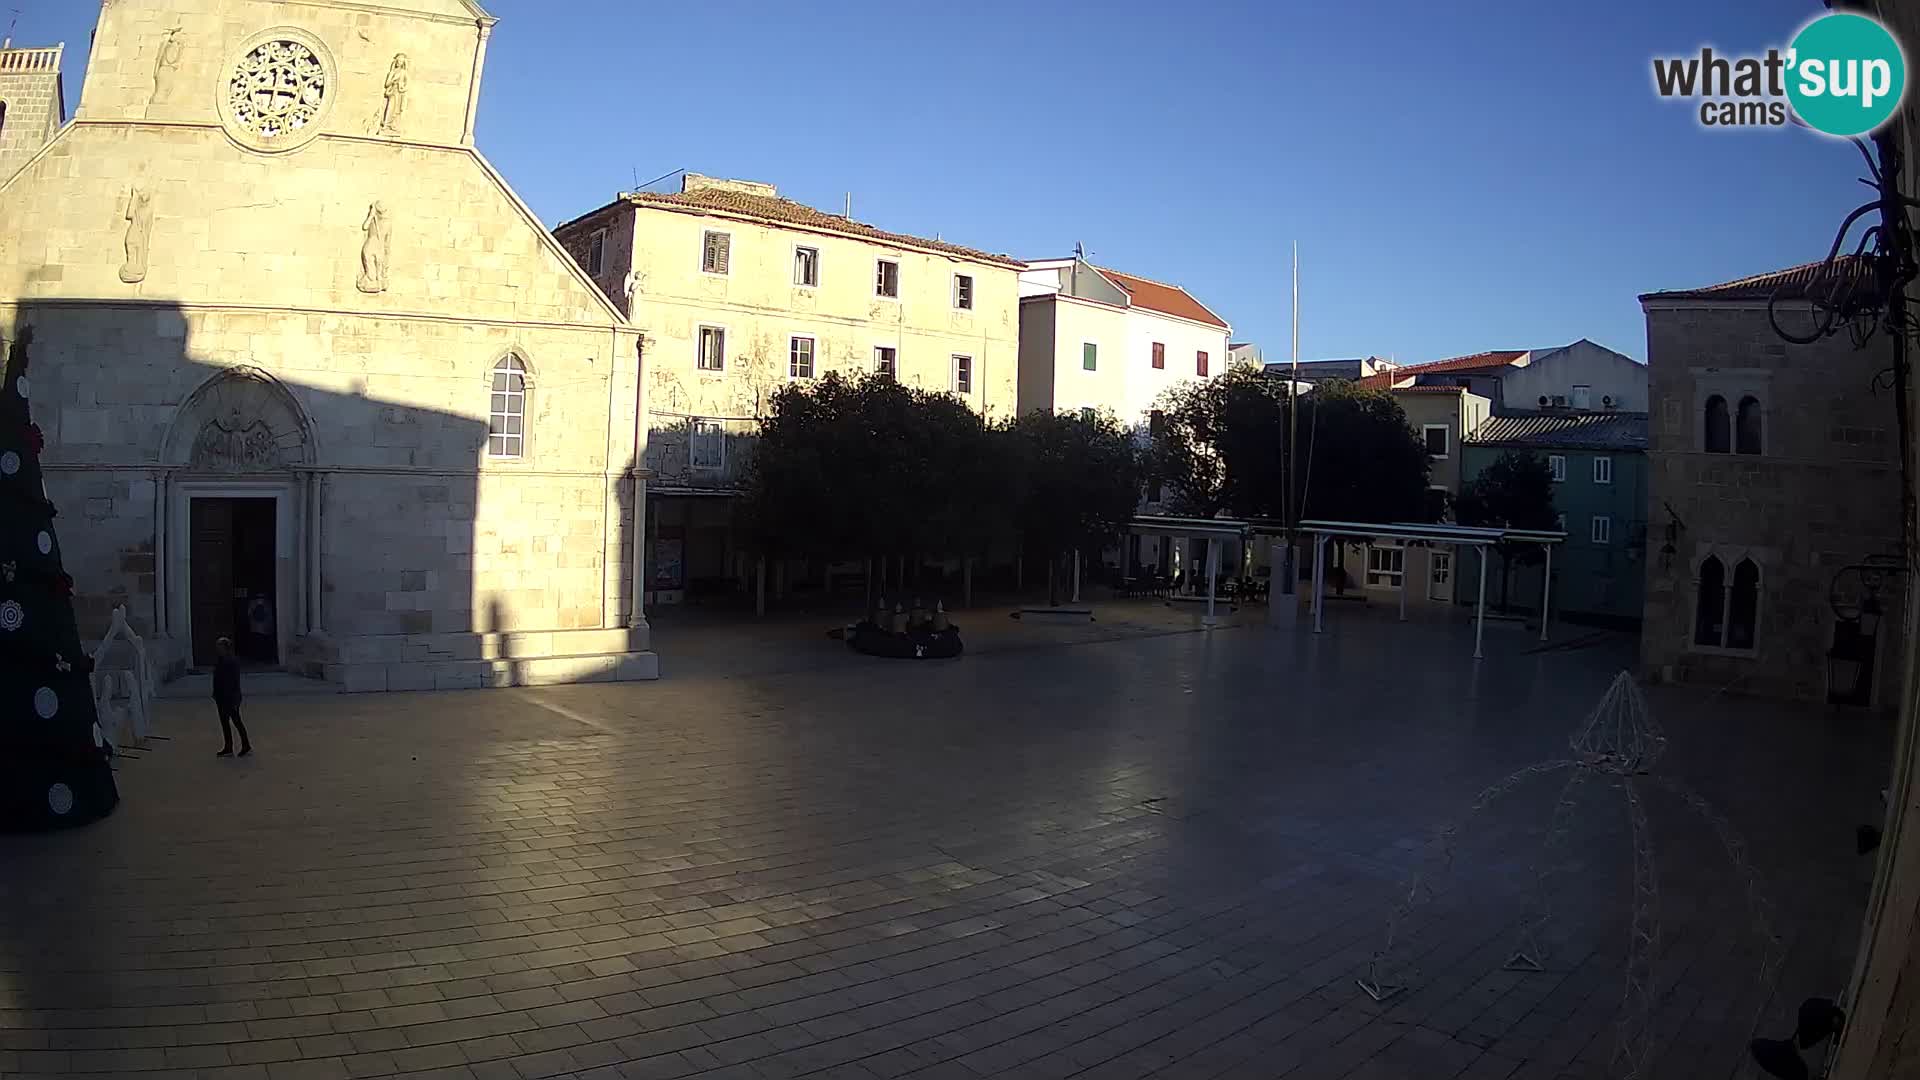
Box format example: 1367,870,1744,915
1355,349,1528,390
1096,268,1229,329
1638,254,1875,303
598,188,1024,268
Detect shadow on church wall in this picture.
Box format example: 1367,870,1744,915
16,297,483,679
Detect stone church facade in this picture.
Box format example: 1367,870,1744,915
0,0,658,690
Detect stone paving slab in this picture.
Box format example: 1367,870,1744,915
0,615,1888,1080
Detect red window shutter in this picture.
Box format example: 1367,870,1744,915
1196,351,1209,376
1152,342,1165,369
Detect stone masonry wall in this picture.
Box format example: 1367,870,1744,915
1642,302,1906,704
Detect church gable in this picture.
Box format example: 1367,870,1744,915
0,0,618,330
83,0,489,150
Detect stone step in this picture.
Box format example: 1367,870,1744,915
325,650,660,693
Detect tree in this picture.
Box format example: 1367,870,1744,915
1455,450,1559,611
1294,380,1434,525
1001,410,1142,605
740,372,999,604
1146,366,1287,519
0,327,119,830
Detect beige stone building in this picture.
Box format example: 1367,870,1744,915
554,175,1021,604
0,40,64,180
1640,256,1904,706
0,0,657,690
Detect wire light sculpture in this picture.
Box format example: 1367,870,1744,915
1357,672,1781,1080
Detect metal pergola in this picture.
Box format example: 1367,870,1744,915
1297,519,1566,659
1126,515,1254,625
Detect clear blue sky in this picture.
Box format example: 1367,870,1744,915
20,0,1877,362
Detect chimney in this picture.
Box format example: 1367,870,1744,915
681,173,777,198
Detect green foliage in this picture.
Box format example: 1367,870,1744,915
1000,409,1143,558
1456,450,1559,608
1295,380,1435,524
741,372,998,559
1147,374,1433,525
1146,365,1287,518
1455,451,1559,537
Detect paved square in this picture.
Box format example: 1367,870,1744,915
0,609,1889,1079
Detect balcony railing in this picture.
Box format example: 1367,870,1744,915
0,45,62,73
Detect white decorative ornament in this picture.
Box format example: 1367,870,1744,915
0,451,17,475
36,531,50,555
33,686,57,719
47,783,74,816
0,600,22,631
219,29,336,154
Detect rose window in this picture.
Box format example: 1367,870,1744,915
228,39,328,141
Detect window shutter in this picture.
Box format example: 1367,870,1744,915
714,234,729,274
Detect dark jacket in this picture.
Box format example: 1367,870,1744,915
212,655,242,704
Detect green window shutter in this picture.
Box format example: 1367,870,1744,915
1083,343,1097,370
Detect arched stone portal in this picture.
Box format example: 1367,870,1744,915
158,367,318,671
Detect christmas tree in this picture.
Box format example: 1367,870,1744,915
0,326,118,830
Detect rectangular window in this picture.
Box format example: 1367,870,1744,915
789,336,815,379
952,354,972,394
1149,409,1166,437
1572,384,1593,409
696,325,726,371
701,230,730,275
1152,342,1165,370
1083,342,1098,371
875,258,900,298
1591,515,1612,544
1593,456,1613,484
794,245,819,287
953,274,973,310
1197,350,1209,376
587,229,607,276
874,345,896,379
1080,407,1097,423
1423,424,1450,458
1548,454,1567,482
689,419,725,470
1365,545,1405,589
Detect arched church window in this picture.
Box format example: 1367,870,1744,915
488,356,527,459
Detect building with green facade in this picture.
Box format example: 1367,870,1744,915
1460,412,1649,627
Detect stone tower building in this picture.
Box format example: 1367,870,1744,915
0,0,658,691
0,41,65,180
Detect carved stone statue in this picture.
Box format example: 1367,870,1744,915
378,54,409,135
356,201,390,294
147,27,185,116
119,185,153,284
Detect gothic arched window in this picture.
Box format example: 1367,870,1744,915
1694,555,1725,646
1704,395,1730,454
1736,395,1763,455
488,355,527,459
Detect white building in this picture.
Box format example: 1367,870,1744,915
1016,255,1230,426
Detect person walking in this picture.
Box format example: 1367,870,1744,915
212,637,252,758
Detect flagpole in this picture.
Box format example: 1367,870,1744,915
1280,243,1300,621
